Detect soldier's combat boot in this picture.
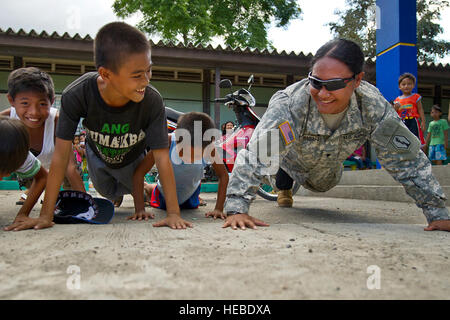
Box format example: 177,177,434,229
277,189,293,207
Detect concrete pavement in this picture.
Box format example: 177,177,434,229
0,190,449,299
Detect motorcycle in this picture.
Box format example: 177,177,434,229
163,75,299,201
214,75,299,201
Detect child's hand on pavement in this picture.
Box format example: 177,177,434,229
205,209,226,220
222,213,269,230
424,219,450,232
127,210,155,221
153,214,193,229
4,216,54,231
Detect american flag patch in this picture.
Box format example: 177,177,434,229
278,121,295,145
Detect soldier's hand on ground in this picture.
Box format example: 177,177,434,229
205,209,226,220
152,213,193,229
4,216,54,231
222,213,269,230
424,219,450,232
127,210,155,221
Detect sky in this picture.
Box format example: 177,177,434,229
0,0,449,64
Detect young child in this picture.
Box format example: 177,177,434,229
72,134,84,173
425,105,449,165
10,22,189,231
79,131,87,168
0,67,85,205
129,112,229,222
221,121,234,136
347,144,372,170
0,117,49,231
393,73,426,146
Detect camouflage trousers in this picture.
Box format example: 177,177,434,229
281,161,343,193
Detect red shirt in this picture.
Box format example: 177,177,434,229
394,93,421,120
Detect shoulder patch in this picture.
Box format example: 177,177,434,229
279,121,295,145
392,135,411,150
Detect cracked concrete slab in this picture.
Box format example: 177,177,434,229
0,190,449,299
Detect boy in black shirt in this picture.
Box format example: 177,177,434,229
12,22,191,231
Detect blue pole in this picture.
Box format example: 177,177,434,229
374,0,417,169
376,0,417,102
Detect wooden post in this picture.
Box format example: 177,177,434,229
214,67,221,129
202,69,211,115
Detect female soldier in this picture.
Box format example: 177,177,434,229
223,39,450,232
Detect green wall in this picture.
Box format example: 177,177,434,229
150,80,279,127
0,71,10,109
51,74,80,93
151,80,203,115
0,71,9,90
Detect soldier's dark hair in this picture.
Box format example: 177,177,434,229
175,112,216,149
311,38,365,75
7,67,55,102
0,116,30,174
398,72,416,85
94,22,151,73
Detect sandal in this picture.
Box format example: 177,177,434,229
15,193,27,205
113,196,124,208
199,196,207,206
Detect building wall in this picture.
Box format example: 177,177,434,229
0,70,10,108
0,69,447,136
0,70,280,127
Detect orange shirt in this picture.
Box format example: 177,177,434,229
394,93,421,120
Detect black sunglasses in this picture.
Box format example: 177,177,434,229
308,72,355,91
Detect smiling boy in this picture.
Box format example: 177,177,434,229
11,22,189,231
0,67,85,206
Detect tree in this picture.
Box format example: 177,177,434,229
112,0,302,50
328,0,450,63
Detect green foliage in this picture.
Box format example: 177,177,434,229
328,0,450,63
112,0,301,49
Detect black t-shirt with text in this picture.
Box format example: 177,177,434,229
56,72,168,169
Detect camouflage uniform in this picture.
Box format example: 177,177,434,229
224,79,450,224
